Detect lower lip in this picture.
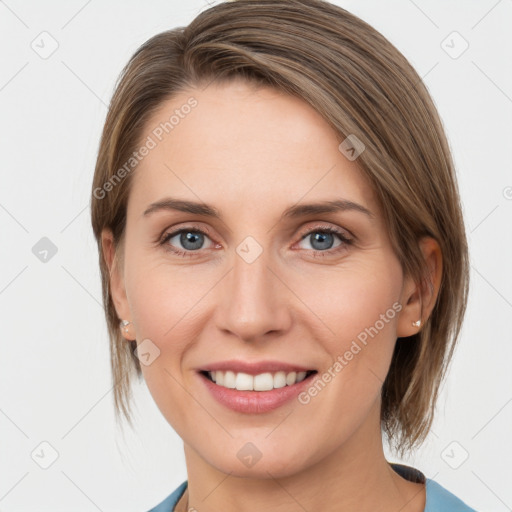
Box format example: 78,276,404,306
199,372,316,413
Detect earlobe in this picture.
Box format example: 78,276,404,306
396,237,442,338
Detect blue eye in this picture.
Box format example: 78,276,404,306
300,230,341,251
172,231,205,251
159,224,352,258
160,228,214,257
296,226,352,258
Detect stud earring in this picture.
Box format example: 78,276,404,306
119,319,131,333
412,319,421,328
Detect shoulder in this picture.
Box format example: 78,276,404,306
425,477,478,512
390,462,478,512
146,481,188,512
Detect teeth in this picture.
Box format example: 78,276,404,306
224,371,236,389
235,372,254,391
206,370,312,391
273,371,287,389
286,371,297,385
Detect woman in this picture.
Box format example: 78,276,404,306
90,1,476,510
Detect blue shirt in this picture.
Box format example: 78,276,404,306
147,463,477,511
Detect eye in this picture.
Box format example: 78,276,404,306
295,225,352,257
159,226,216,257
158,223,353,258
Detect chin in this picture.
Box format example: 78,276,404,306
194,438,317,479
211,456,305,479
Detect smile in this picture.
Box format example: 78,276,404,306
197,361,318,413
202,370,316,391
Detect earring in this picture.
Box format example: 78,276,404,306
412,319,421,328
119,319,131,333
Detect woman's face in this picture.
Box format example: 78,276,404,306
109,80,419,477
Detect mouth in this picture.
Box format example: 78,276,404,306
197,362,318,414
200,369,317,391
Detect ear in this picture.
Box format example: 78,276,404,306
396,237,443,338
101,228,133,340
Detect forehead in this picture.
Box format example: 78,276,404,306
129,81,377,219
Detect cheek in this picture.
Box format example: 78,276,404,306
123,254,218,424
125,252,209,343
292,269,402,441
295,261,402,353
292,260,403,417
126,259,201,433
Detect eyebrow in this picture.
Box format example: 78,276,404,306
142,197,374,220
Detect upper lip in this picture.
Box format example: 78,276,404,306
199,359,315,375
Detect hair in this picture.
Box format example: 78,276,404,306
90,0,469,455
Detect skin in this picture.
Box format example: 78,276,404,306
102,80,442,512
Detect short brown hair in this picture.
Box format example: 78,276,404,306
91,0,469,455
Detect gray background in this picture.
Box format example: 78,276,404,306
1,0,511,510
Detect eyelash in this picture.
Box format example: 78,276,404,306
158,223,353,259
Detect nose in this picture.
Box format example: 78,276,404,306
214,245,292,343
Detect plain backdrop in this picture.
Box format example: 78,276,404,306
0,1,511,511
